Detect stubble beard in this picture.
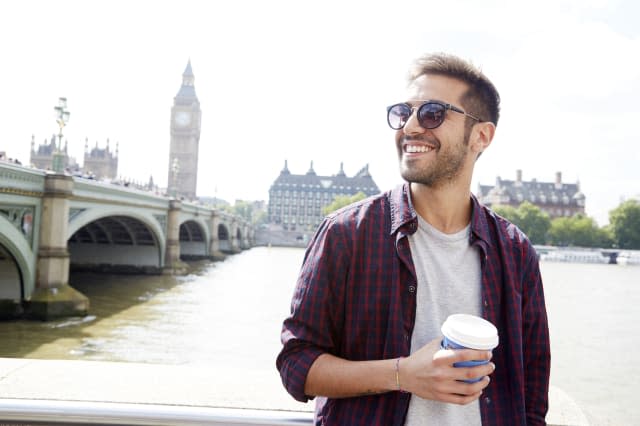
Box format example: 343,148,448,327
398,127,472,189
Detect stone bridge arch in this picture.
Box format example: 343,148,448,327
67,209,166,273
217,223,232,253
179,218,210,259
0,215,32,309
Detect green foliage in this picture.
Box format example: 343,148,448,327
253,210,268,226
322,192,367,216
548,217,572,246
492,205,519,224
609,200,640,249
492,199,640,248
549,214,613,248
493,202,550,244
224,200,268,225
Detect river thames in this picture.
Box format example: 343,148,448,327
0,246,638,425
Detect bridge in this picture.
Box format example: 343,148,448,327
0,162,254,320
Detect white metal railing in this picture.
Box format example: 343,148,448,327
0,398,314,426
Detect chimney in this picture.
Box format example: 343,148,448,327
555,171,562,189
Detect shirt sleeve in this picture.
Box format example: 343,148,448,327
276,216,350,402
522,245,551,425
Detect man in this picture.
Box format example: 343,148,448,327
276,52,550,425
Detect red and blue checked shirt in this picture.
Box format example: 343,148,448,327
276,183,551,426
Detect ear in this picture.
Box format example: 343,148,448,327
470,122,495,155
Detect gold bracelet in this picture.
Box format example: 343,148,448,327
395,357,407,393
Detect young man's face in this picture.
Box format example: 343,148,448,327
394,74,476,189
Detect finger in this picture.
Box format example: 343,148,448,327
450,349,493,363
453,362,495,382
444,375,490,396
434,389,483,405
433,348,491,368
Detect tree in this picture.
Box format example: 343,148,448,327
548,217,573,246
516,202,551,245
609,200,640,249
492,205,519,224
493,202,550,245
322,192,367,216
549,214,613,247
221,200,268,226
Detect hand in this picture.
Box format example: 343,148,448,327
399,337,495,405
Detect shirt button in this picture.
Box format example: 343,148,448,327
484,397,491,405
408,285,416,293
484,299,489,307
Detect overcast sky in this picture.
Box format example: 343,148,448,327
2,0,638,225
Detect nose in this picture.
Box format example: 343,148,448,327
403,107,425,135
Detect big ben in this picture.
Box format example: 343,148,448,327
168,60,201,200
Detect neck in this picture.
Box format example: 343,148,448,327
410,181,472,234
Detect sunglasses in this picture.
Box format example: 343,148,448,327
386,100,480,130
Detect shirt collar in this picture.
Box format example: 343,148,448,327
469,193,491,249
389,183,417,236
389,183,492,247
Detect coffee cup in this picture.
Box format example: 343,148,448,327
441,314,499,383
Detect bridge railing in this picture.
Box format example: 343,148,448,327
0,398,314,426
0,390,595,426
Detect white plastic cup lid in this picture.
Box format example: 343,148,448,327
441,314,499,350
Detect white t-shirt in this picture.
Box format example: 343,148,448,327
404,215,483,426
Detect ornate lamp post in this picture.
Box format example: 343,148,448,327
171,157,180,198
52,97,70,173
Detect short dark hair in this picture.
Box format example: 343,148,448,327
408,52,500,126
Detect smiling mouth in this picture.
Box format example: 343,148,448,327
404,144,435,154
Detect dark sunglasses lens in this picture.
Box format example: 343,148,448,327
387,104,411,130
418,103,446,129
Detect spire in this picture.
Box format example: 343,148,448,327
183,59,194,77
176,59,197,100
181,59,195,87
280,159,290,175
307,160,316,175
355,164,371,178
84,137,88,153
337,161,346,177
31,135,35,151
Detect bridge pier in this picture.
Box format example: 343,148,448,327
208,211,226,260
230,220,241,254
163,199,188,274
241,224,251,250
27,174,89,320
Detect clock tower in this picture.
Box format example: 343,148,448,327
168,60,201,200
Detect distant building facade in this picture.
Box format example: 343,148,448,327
268,161,380,231
83,138,118,180
477,169,585,218
167,60,201,200
30,134,79,172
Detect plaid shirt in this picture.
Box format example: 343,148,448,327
277,183,550,426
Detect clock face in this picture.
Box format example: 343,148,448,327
174,111,191,127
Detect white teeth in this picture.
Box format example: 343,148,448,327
405,145,432,153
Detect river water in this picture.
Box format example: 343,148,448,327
0,246,638,425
